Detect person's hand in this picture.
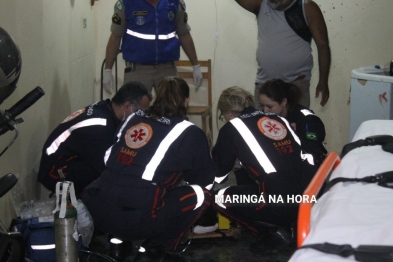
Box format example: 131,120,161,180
315,82,329,106
192,64,203,90
103,69,114,95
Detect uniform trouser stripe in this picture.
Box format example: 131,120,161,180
215,186,230,209
189,185,204,210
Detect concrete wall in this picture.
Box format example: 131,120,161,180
94,0,393,151
0,0,392,226
0,0,96,227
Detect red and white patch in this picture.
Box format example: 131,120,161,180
257,117,287,141
125,123,153,149
62,108,85,123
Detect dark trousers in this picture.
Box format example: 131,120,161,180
39,157,100,198
213,185,298,236
82,181,211,251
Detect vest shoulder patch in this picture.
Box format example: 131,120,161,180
116,1,123,11
180,0,186,10
112,14,121,25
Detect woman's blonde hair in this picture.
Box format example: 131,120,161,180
216,86,254,124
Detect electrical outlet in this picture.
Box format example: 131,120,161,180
83,18,87,28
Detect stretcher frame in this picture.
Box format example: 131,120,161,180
297,152,341,247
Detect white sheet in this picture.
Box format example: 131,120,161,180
289,120,393,262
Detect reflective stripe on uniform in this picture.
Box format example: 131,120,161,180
205,183,213,191
158,32,176,39
215,173,228,184
46,118,107,155
278,116,314,165
189,185,204,210
280,116,314,165
230,118,276,174
126,29,176,40
142,120,194,181
215,186,230,209
31,244,55,250
104,113,136,164
300,109,314,116
301,151,315,165
279,116,301,145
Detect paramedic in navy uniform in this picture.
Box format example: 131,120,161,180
259,79,327,166
37,82,151,196
82,77,215,262
212,86,317,248
102,0,203,96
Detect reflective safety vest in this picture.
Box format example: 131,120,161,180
122,0,181,64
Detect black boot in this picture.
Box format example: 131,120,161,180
108,236,133,260
249,221,294,254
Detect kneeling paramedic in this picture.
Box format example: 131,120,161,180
212,86,318,251
82,77,216,262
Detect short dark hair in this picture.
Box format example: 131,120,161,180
112,81,151,106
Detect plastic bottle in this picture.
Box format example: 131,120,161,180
76,199,94,247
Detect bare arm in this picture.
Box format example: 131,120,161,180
305,0,331,106
105,33,122,70
178,32,199,66
235,0,263,16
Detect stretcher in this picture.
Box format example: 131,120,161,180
290,120,393,261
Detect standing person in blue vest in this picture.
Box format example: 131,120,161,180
103,0,203,96
234,0,331,108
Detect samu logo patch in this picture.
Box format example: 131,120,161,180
62,109,85,123
258,117,287,141
125,123,153,149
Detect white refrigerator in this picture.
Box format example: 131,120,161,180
349,66,393,141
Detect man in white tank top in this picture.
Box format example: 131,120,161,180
234,0,330,108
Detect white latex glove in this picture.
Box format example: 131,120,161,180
103,69,114,95
192,64,203,90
